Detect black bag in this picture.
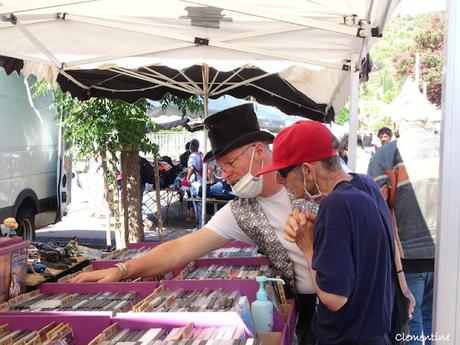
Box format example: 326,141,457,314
376,205,410,345
390,274,411,345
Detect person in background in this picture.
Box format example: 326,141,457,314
362,132,374,148
368,112,438,345
256,121,395,345
186,139,203,184
139,156,155,228
356,134,372,174
179,141,191,170
71,104,318,345
179,141,195,221
377,127,393,147
338,134,348,164
337,133,371,173
186,139,203,229
139,156,154,196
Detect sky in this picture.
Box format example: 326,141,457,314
394,0,445,16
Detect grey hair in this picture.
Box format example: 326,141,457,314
320,136,342,171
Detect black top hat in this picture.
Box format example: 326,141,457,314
203,103,274,162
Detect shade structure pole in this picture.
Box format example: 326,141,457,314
347,54,359,172
201,63,209,229
433,0,460,341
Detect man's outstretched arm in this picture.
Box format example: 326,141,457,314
71,228,229,282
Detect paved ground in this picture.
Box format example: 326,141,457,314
35,176,196,248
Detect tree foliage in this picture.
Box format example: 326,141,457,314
34,82,156,160
159,93,204,117
60,97,156,161
392,14,444,107
34,82,156,243
352,12,444,130
335,107,349,126
370,116,393,133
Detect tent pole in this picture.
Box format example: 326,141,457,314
201,63,209,229
434,0,460,340
347,54,359,172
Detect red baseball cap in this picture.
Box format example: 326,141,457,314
255,120,337,176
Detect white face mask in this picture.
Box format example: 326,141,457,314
302,166,323,203
231,147,263,198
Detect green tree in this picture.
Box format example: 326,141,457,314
95,98,155,244
159,94,204,117
34,82,156,244
355,12,443,130
370,116,393,133
335,107,349,126
393,14,444,107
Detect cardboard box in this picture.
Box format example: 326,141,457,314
258,332,282,345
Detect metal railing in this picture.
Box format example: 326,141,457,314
146,131,201,161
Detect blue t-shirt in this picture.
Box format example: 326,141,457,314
312,174,394,344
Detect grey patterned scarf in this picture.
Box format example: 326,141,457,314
231,197,297,293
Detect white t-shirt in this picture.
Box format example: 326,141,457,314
206,188,315,294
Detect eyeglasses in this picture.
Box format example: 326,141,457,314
216,145,254,173
277,165,298,178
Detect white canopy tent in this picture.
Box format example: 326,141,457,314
0,0,397,110
0,0,398,227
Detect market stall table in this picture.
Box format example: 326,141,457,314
188,197,229,213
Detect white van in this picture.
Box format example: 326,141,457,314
0,69,67,240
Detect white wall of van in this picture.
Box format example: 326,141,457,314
0,69,62,239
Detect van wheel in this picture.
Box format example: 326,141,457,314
16,207,36,240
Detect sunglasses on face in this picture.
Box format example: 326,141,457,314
277,165,298,178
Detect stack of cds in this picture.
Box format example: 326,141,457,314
180,265,273,280
103,248,152,261
89,322,259,345
9,290,139,312
202,248,264,259
136,288,240,313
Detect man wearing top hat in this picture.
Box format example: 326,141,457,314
72,104,317,344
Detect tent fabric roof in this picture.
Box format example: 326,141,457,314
0,0,399,118
55,64,332,121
